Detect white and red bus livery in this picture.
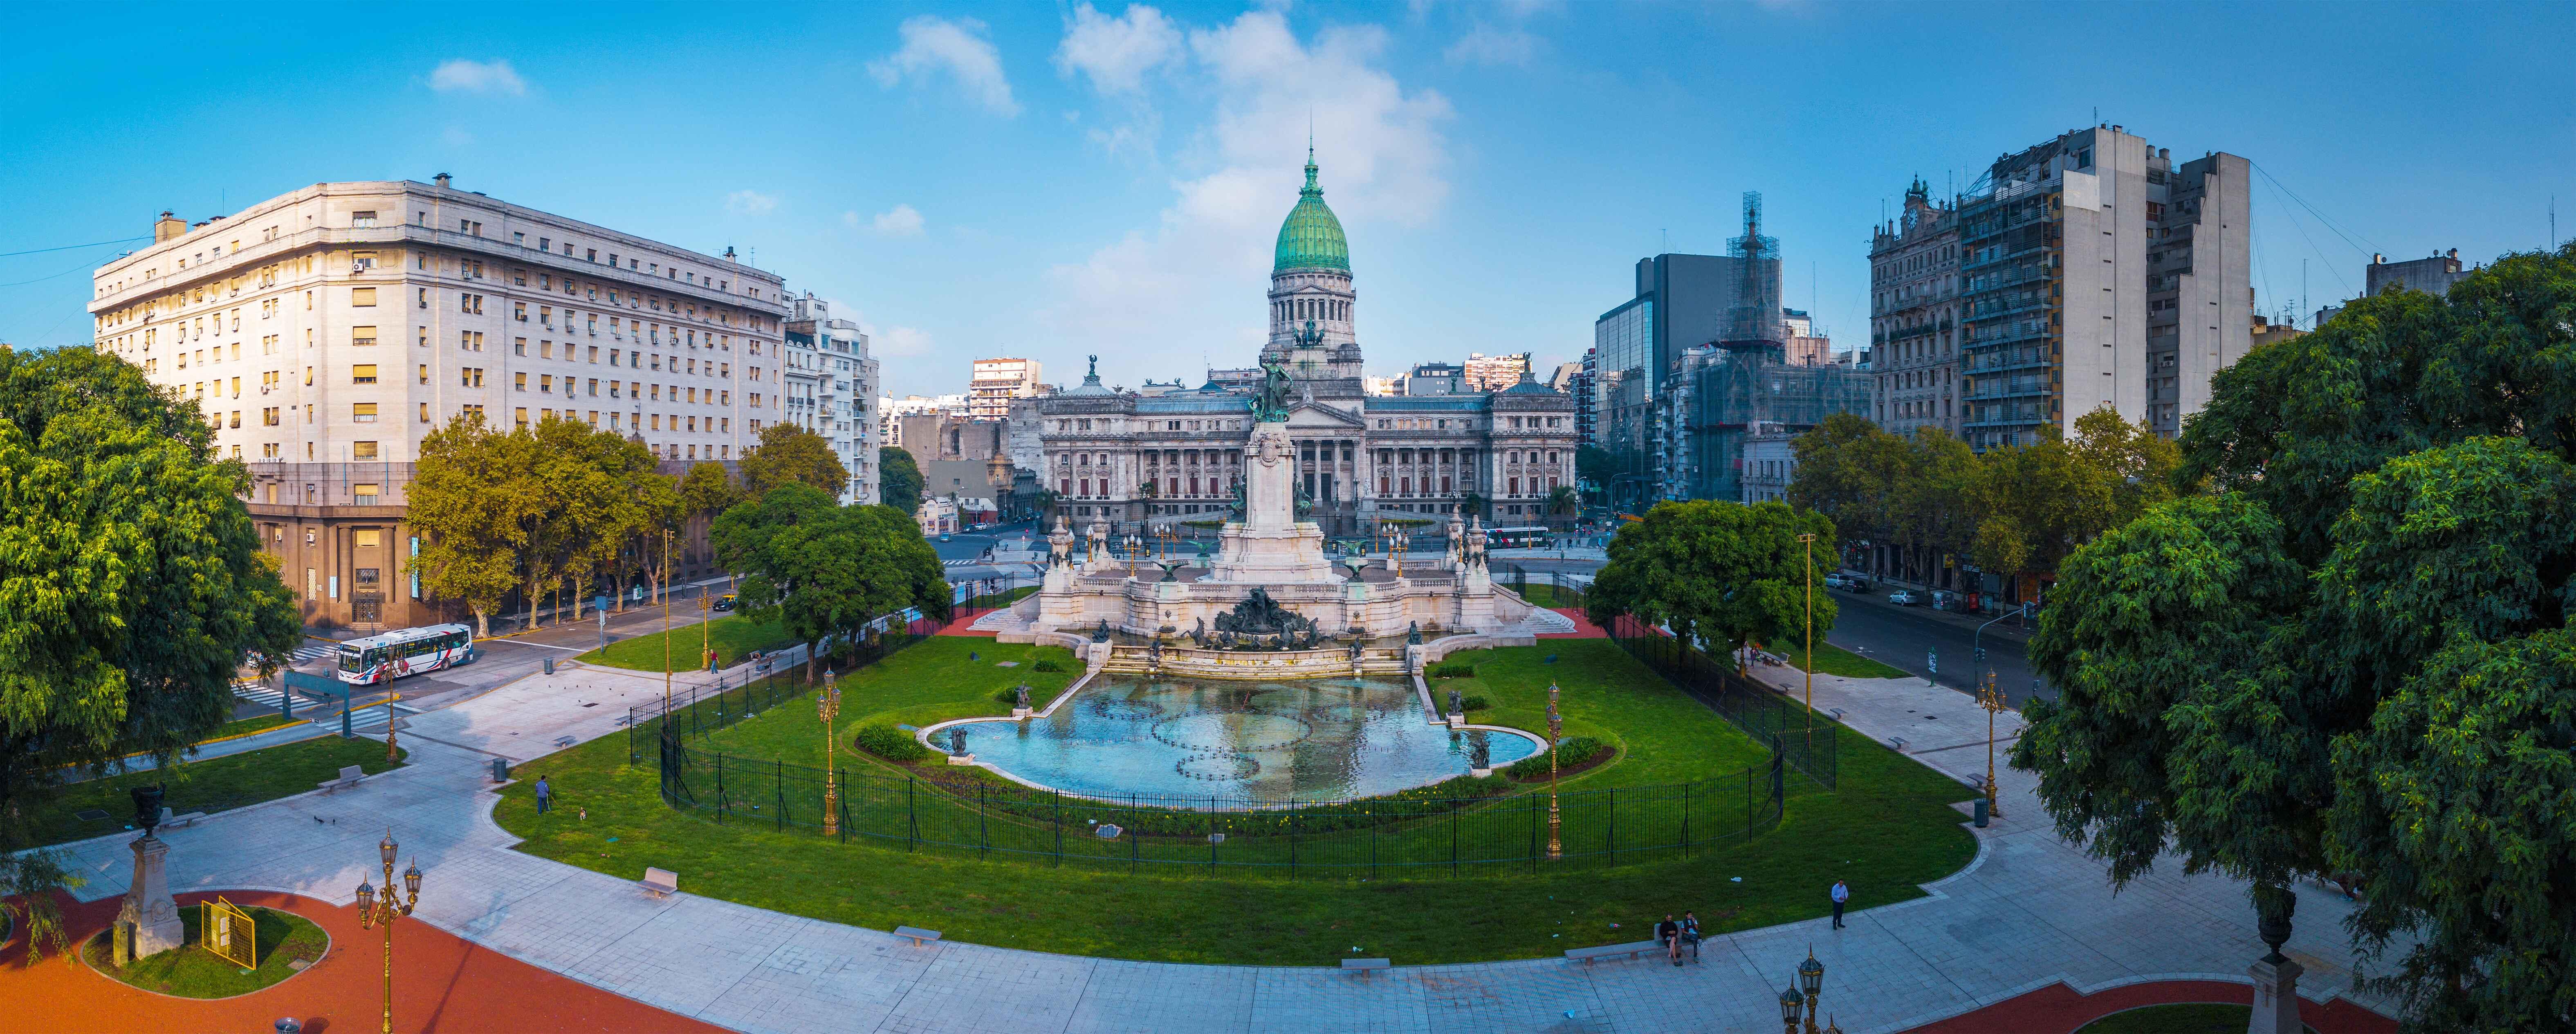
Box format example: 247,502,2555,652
336,624,474,685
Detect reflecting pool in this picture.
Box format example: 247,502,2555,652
933,675,1541,803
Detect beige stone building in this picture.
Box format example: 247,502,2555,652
89,175,791,627
967,357,1041,420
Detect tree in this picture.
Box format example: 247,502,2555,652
0,347,301,957
1574,445,1619,502
711,485,949,678
1545,484,1581,526
1460,491,1489,522
1960,430,2109,583
411,413,536,636
2015,244,2576,1030
678,462,740,524
879,445,924,516
1584,499,1836,662
740,424,847,499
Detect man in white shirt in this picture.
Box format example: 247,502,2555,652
1830,879,1850,929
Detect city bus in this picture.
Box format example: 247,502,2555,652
336,624,474,685
1486,526,1555,550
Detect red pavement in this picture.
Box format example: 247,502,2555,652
1901,978,2401,1034
1540,608,1610,638
2,888,719,1034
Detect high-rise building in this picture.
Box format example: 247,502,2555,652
1592,197,1784,508
1400,361,1465,396
1573,348,1597,448
968,357,1042,419
88,175,792,627
1461,351,1532,393
2313,249,2472,326
1781,308,1836,368
1868,178,1961,437
1955,127,2250,447
781,293,877,505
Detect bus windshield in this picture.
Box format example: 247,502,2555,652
338,646,365,671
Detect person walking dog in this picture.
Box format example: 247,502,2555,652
1830,879,1849,929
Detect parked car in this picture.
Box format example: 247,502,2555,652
1887,590,1922,606
713,593,737,612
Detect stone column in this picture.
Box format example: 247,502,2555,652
122,834,185,958
2246,957,2304,1034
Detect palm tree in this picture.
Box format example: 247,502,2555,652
1545,485,1581,529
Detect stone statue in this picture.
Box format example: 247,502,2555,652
1226,478,1246,518
1087,354,1098,379
1448,687,1462,716
949,727,969,754
1349,636,1364,660
1407,620,1422,646
1294,478,1315,521
1016,683,1031,709
1294,318,1324,350
1253,355,1294,422
1468,730,1491,770
1191,617,1207,648
1092,618,1111,643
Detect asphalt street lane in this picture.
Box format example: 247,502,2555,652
1822,589,2054,708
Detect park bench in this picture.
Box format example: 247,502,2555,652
317,765,366,794
893,926,942,947
638,867,680,899
1340,958,1391,978
1564,940,1663,964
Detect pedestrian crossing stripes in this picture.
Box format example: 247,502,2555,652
286,643,335,664
230,681,292,711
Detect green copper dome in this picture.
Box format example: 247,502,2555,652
1272,153,1349,274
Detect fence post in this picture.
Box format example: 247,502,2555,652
775,758,784,831
1451,801,1459,877
978,784,989,859
1607,786,1616,863
716,752,727,825
1208,796,1217,872
839,790,850,844
1053,790,1063,867
1682,780,1693,856
1129,794,1138,874
1527,793,1538,873
906,776,918,852
1290,803,1299,875
1369,809,1378,879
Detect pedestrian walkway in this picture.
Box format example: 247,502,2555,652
44,654,2404,1034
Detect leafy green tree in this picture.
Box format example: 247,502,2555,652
2018,245,2576,1030
740,424,847,499
0,347,300,958
711,485,949,678
412,413,536,636
679,462,740,524
1545,484,1581,526
1585,499,1836,662
879,445,924,516
1961,430,2109,581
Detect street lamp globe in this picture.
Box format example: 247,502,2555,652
1800,949,1825,997
353,880,375,915
379,832,398,867
403,859,423,895
1778,983,1806,1027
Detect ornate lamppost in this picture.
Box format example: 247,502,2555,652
1545,681,1563,859
1784,947,1842,1034
353,832,423,1034
820,667,841,837
383,691,401,766
1975,674,2007,819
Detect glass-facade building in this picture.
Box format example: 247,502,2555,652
1591,296,1653,506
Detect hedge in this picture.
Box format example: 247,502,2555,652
1502,736,1608,779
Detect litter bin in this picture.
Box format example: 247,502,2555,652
543,656,556,675
491,758,511,783
1973,796,1990,828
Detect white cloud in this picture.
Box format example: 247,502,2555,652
429,59,526,96
871,204,925,236
1445,24,1540,66
869,16,1019,117
1039,11,1453,379
1055,3,1183,95
874,326,935,357
441,126,476,147
724,190,779,216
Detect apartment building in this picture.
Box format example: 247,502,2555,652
89,175,790,627
781,293,880,505
967,357,1042,419
1955,127,2250,447
1460,351,1531,393
1869,178,1962,437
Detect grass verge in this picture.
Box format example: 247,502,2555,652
29,738,408,848
1785,640,1911,680
82,906,327,998
206,712,298,742
575,614,797,672
496,637,1975,965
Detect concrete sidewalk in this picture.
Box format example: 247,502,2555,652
48,650,2404,1034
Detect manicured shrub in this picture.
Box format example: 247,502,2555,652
1428,662,1475,679
1456,695,1492,713
1503,736,1609,779
853,723,930,763
1031,658,1067,673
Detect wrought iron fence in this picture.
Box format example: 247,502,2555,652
1606,613,1838,788
1493,564,1589,612
654,729,1784,877
624,618,937,762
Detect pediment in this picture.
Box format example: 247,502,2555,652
1285,401,1368,428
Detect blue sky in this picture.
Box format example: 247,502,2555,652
4,1,2570,397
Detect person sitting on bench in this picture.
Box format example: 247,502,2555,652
1679,911,1703,961
1656,914,1683,967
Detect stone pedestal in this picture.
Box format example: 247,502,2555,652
120,835,185,959
1446,714,1466,729
946,753,977,766
1011,707,1033,719
1470,767,1493,778
2246,957,2305,1034
1208,422,1336,584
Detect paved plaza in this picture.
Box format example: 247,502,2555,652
42,655,2403,1033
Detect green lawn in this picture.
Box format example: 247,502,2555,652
206,712,298,742
2075,1004,2309,1034
82,905,327,998
1787,640,1912,680
496,636,1977,965
575,614,798,672
29,736,407,848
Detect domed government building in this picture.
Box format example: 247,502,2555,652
1037,152,1577,537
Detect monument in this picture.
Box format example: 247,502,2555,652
112,784,185,962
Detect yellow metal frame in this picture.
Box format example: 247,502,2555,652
203,895,256,968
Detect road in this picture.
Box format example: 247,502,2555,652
1822,588,2055,708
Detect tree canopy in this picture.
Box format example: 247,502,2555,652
712,486,950,676
0,347,301,956
878,446,923,516
413,414,676,633
2014,244,2576,1030
1584,499,1837,660
739,424,847,499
